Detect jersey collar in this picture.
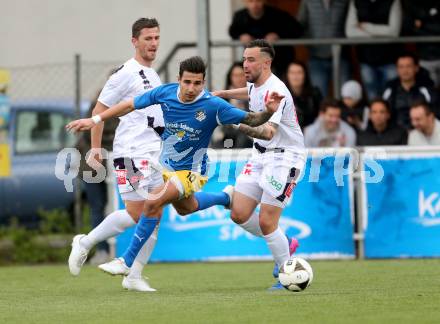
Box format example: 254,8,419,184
176,86,206,104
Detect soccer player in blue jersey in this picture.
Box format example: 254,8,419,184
66,56,284,279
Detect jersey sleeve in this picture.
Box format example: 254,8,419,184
268,98,286,125
133,86,161,110
215,98,247,125
97,68,132,107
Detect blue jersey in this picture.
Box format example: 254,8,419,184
134,83,247,174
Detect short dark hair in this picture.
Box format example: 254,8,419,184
410,100,433,115
132,18,159,38
369,98,391,114
397,51,419,66
179,56,206,78
320,98,342,113
245,39,275,59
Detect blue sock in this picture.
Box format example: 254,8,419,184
194,191,229,211
122,215,158,267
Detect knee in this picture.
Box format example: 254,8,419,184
126,207,142,223
259,216,276,234
143,201,162,217
149,206,163,218
174,206,192,216
230,209,248,225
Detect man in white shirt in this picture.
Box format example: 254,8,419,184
68,18,164,292
408,102,440,145
215,40,306,290
304,98,357,147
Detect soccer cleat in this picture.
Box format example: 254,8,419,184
289,237,300,255
98,258,130,276
222,185,234,210
268,281,284,291
273,237,300,278
68,234,89,276
122,276,157,292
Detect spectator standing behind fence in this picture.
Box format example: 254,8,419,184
404,0,440,87
210,62,252,148
228,0,303,77
357,99,407,146
297,0,350,97
340,80,369,131
284,61,322,128
408,101,440,145
345,0,403,100
75,94,119,264
383,52,438,129
304,98,356,147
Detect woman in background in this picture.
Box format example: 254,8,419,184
284,61,322,129
210,62,252,148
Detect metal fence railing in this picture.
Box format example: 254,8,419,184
157,36,440,97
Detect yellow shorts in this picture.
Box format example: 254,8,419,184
162,170,208,199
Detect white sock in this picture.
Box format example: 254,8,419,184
263,227,289,267
238,212,263,237
128,224,159,279
80,209,136,250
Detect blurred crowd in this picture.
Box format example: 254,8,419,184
211,0,440,148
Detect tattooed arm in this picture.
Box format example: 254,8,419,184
238,122,278,140
239,91,284,127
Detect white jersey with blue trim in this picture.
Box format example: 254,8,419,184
247,74,305,155
97,58,164,159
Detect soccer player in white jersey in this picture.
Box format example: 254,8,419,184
215,39,306,290
68,18,164,292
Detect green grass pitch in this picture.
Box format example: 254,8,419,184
1,260,439,323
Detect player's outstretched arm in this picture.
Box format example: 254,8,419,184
238,122,278,140
66,99,134,132
88,101,108,168
240,91,284,127
212,87,248,100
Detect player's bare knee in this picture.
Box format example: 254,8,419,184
143,201,154,216
143,200,163,216
230,209,246,224
126,206,142,222
259,216,276,234
173,206,188,216
148,206,162,218
150,207,163,218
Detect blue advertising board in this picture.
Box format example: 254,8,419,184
363,156,440,258
116,153,356,261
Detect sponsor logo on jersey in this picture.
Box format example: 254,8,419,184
116,169,127,185
140,160,149,170
242,163,252,175
176,130,186,138
266,175,283,191
139,70,153,90
195,110,207,122
285,182,297,198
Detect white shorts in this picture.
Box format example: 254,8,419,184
113,157,164,201
235,150,304,208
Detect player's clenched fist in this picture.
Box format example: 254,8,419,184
66,118,95,132
264,91,284,114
